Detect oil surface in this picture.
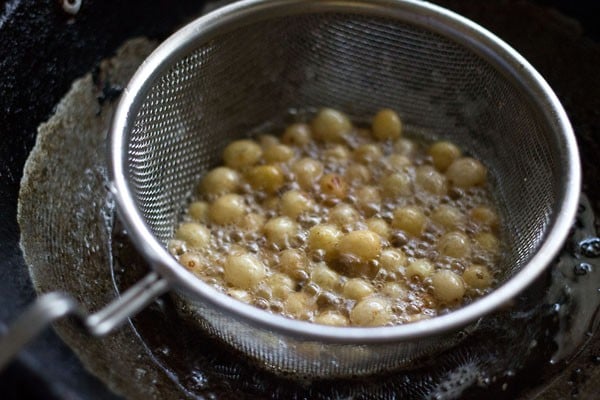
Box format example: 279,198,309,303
112,193,599,399
172,115,502,328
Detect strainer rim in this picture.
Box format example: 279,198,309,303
108,0,580,343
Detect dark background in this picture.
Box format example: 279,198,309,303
0,1,598,399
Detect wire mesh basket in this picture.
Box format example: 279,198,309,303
103,0,580,377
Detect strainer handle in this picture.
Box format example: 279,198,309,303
0,271,169,370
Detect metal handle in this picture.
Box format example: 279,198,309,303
0,272,169,370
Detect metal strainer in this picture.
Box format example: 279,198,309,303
1,0,580,378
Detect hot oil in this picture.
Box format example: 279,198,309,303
170,112,504,327
110,102,599,399
548,195,600,364
112,193,599,399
